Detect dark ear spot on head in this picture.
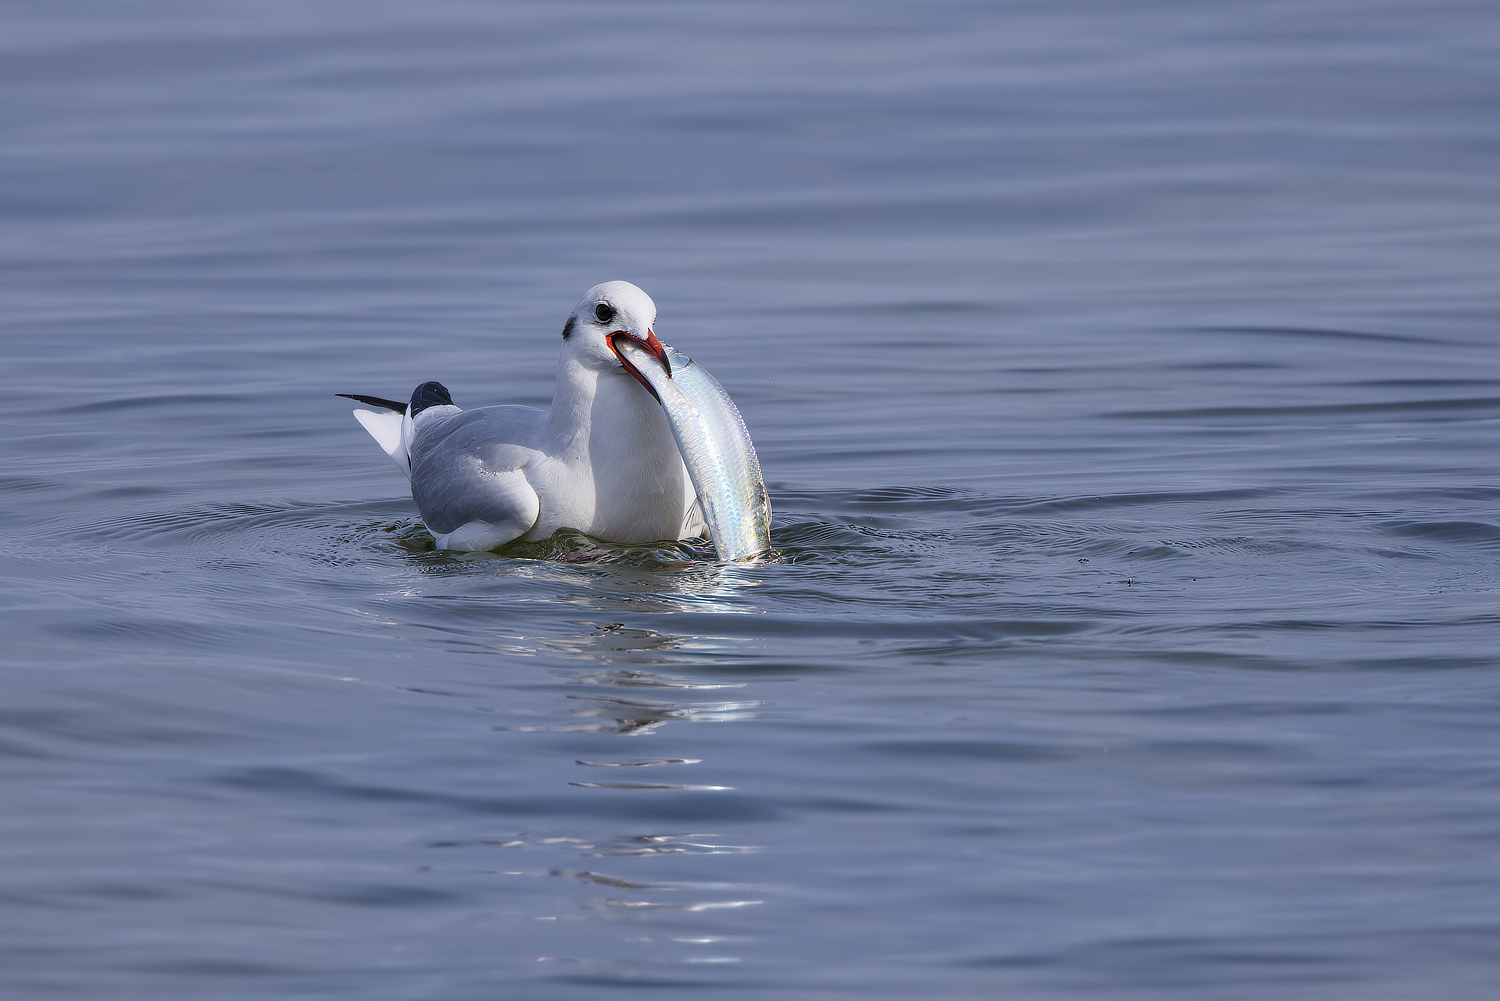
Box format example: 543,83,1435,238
562,315,576,340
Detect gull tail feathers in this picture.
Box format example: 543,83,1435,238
337,383,457,480
347,407,411,478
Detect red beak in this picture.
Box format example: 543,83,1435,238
608,328,671,403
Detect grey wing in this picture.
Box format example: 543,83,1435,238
408,406,548,547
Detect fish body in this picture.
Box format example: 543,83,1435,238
614,340,772,561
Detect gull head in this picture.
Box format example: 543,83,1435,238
562,280,671,400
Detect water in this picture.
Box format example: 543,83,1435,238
5,1,1500,997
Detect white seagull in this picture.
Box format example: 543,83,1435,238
340,281,706,552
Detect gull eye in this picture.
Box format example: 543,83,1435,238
594,303,616,323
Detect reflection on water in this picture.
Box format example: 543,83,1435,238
428,832,756,858
407,535,777,617
568,668,745,690
502,674,768,737
576,758,705,767
593,833,757,858
540,868,766,977
462,615,778,974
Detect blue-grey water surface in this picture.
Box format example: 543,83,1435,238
5,2,1500,998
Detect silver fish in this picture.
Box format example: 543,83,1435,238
614,339,772,561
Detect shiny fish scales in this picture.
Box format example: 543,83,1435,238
615,340,772,561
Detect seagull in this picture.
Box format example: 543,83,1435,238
340,281,706,552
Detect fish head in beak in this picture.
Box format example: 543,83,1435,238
609,327,672,403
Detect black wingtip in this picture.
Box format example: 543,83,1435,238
409,381,454,417
337,393,407,415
